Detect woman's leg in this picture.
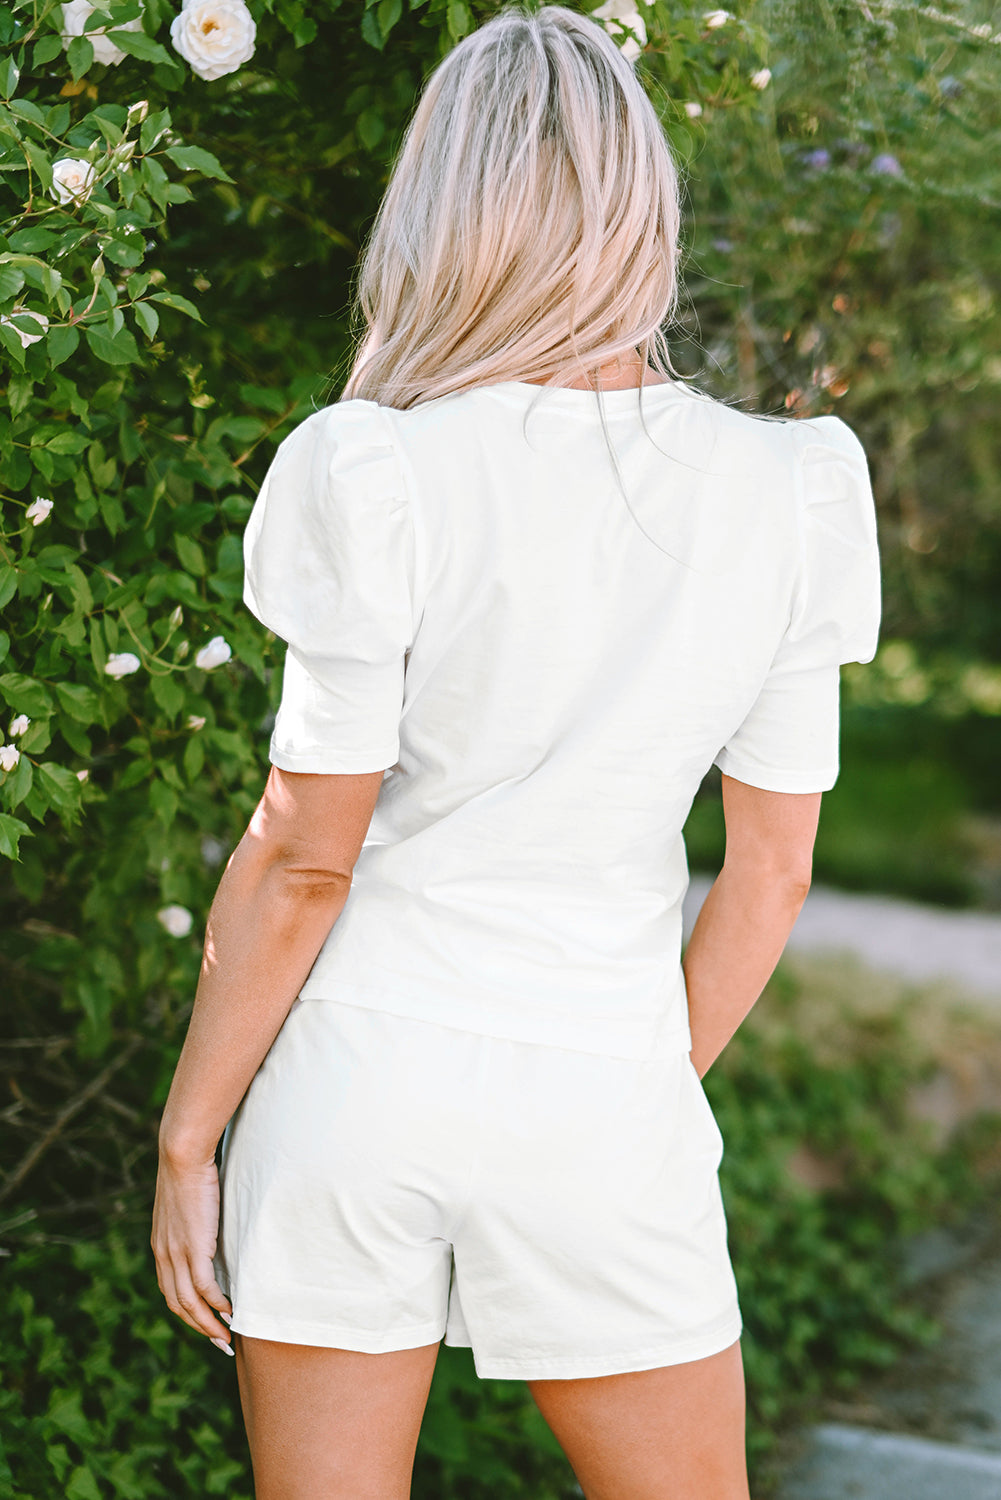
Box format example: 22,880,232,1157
233,1335,441,1500
527,1337,750,1500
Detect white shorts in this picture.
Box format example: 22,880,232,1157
214,996,742,1381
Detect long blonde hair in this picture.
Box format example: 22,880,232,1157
340,1,682,413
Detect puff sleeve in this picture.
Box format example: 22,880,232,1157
242,400,416,774
712,415,882,793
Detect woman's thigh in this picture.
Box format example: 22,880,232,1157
527,1337,750,1500
233,1334,441,1500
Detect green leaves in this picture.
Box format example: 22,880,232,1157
0,54,19,100
164,144,234,183
0,811,31,858
106,28,175,66
84,321,142,366
47,322,80,367
0,262,26,301
133,300,159,339
66,35,94,82
0,672,54,718
149,290,203,322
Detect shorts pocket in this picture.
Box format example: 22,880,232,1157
684,1053,725,1165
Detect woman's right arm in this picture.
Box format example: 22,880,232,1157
682,774,821,1078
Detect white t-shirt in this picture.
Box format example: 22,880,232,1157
242,379,881,1059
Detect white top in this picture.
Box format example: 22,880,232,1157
241,379,882,1059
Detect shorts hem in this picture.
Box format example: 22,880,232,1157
455,1311,744,1381
228,1310,445,1353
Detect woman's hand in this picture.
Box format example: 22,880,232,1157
151,1149,234,1353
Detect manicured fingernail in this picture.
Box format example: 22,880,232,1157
218,1310,232,1325
211,1336,235,1357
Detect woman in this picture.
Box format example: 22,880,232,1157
151,5,881,1497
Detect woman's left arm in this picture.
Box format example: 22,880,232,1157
151,765,386,1347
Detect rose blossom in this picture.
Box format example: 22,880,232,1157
50,157,97,205
704,9,730,27
26,496,53,525
104,651,142,677
170,0,256,81
9,715,30,737
750,67,772,90
61,0,144,67
684,101,703,118
0,745,21,772
194,635,232,669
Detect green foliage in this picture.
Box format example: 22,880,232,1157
673,1,1001,661
0,1235,253,1499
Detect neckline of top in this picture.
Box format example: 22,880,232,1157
474,379,694,411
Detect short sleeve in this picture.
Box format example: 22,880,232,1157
712,415,882,794
242,400,416,774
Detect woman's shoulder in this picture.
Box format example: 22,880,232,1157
274,396,394,453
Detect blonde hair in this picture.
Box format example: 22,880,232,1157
340,1,682,413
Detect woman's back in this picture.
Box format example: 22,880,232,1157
241,378,880,1058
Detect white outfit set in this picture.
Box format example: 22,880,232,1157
214,377,881,1380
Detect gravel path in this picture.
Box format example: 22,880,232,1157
682,875,1001,1005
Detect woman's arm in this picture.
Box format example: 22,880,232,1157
151,765,386,1346
683,775,821,1078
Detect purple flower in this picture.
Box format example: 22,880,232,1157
870,152,903,178
803,148,831,170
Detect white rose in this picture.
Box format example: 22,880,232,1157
704,9,730,26
195,635,232,670
26,496,53,525
76,768,90,781
2,312,49,348
170,0,256,81
9,714,31,736
187,713,207,730
61,0,144,67
50,157,97,205
157,904,194,938
684,101,703,118
750,67,772,90
0,744,21,772
169,605,184,628
104,651,142,677
592,0,647,62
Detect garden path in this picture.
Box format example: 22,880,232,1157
683,875,1001,1007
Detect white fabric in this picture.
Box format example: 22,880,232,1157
214,996,743,1379
242,380,882,1059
